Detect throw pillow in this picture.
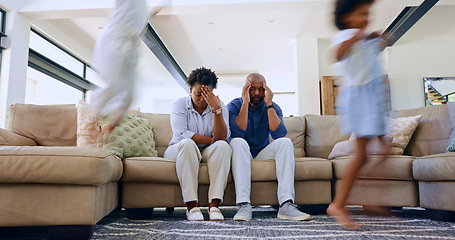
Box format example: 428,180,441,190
76,101,103,149
385,115,422,154
76,100,142,149
328,136,399,160
447,102,455,151
101,113,158,159
348,115,422,155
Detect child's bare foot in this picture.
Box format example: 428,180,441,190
327,204,362,230
101,123,116,144
362,205,394,217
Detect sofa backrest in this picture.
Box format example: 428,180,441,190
6,103,77,146
139,113,308,158
283,116,306,158
139,113,172,157
391,104,449,157
304,114,350,159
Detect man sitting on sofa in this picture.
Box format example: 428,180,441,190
227,73,310,221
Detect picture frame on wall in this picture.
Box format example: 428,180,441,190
424,77,455,106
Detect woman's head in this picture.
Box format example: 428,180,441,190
334,0,374,30
187,67,218,110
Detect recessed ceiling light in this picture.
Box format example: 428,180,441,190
209,22,214,25
99,27,104,30
269,20,274,23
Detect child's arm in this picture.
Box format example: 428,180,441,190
335,28,365,61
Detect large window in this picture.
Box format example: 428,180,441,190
26,28,96,105
0,8,6,77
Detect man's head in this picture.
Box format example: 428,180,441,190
246,73,266,108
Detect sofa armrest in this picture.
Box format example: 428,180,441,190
0,128,37,146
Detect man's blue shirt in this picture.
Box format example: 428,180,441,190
227,97,287,158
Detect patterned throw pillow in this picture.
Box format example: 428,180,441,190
101,113,158,159
328,136,400,160
347,115,422,155
385,115,422,155
76,100,142,149
447,102,455,151
76,101,103,149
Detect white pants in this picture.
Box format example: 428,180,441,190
230,137,295,205
164,139,232,204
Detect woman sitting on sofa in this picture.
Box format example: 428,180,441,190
164,67,232,221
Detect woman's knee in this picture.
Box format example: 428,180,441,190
213,140,232,154
178,138,198,151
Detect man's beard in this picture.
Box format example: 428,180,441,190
249,98,263,107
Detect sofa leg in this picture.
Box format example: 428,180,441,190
166,207,175,214
298,204,330,215
126,208,154,220
47,225,95,240
426,208,455,222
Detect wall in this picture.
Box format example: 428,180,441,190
387,34,455,110
315,33,455,112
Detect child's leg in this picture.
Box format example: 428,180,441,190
362,135,394,217
327,137,369,230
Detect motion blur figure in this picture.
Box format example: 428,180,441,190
91,0,150,135
326,0,392,230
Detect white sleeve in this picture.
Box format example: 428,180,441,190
331,29,359,46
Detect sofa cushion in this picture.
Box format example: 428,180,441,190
122,157,233,184
0,146,122,186
7,104,77,146
283,116,306,158
101,114,158,159
304,114,350,159
331,155,416,180
413,153,455,181
0,129,37,146
139,113,172,157
251,157,332,181
391,105,449,157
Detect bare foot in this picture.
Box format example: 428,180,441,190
101,123,116,144
362,205,394,217
327,204,362,230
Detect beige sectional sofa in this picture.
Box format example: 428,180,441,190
0,103,454,239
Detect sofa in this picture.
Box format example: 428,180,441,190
0,103,454,239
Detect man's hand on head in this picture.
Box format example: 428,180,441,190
242,81,252,105
263,83,273,106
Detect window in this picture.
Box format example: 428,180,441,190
27,28,97,105
26,67,83,105
0,8,6,77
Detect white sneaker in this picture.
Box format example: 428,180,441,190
277,202,311,221
186,207,204,221
208,207,224,221
233,203,252,221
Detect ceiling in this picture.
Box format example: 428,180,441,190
4,0,455,97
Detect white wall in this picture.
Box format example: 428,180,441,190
387,34,455,110
315,33,455,112
295,36,320,115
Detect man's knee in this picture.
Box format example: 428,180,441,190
275,137,293,148
230,138,249,150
